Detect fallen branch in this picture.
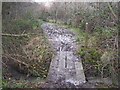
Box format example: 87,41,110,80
3,54,29,67
2,33,29,37
2,33,40,37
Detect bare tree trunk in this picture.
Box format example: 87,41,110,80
55,10,57,23
85,22,89,48
64,2,67,24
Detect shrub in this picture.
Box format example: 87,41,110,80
78,47,102,77
3,15,53,80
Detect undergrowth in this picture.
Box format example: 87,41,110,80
2,16,53,88
54,21,118,86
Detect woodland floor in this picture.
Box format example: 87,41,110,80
2,22,116,88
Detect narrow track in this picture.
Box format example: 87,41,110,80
41,23,86,87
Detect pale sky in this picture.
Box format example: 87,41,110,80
34,0,54,7
34,0,54,2
34,0,119,2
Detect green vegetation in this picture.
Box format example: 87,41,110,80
52,20,118,86
77,26,118,85
2,2,54,88
2,78,45,88
2,18,53,87
2,2,118,88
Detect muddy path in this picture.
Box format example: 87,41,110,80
41,23,86,87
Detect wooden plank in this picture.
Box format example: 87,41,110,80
58,51,65,72
67,52,74,69
75,61,86,84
